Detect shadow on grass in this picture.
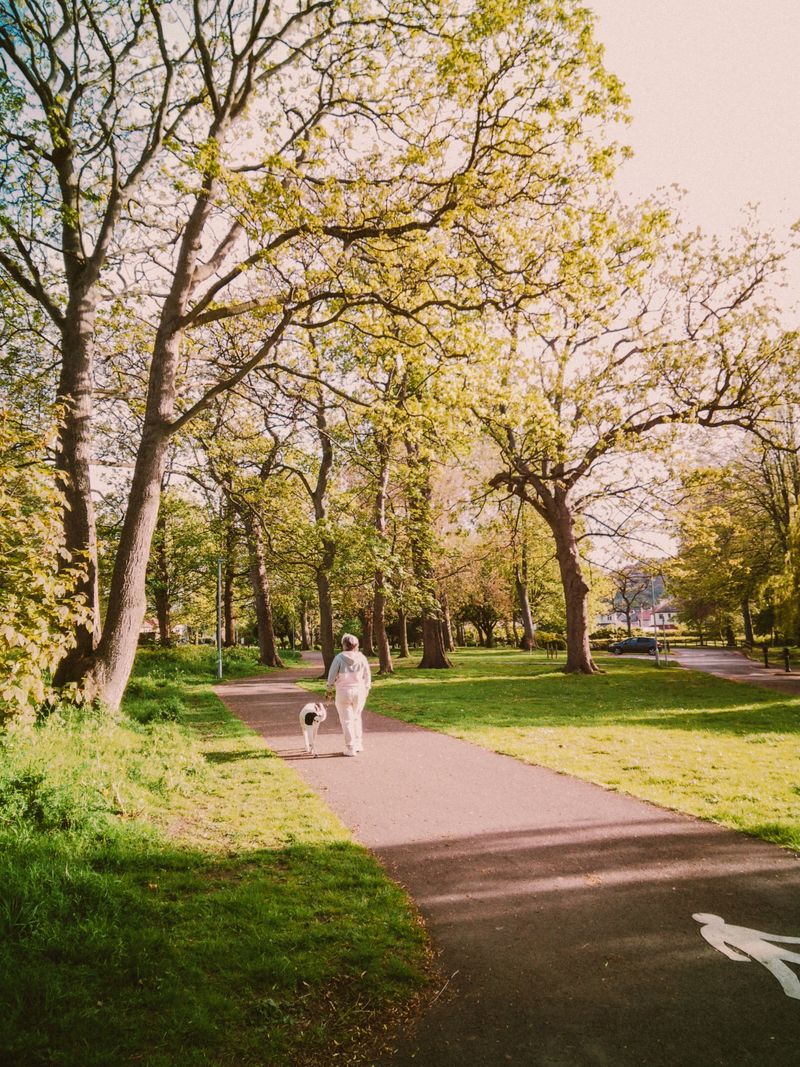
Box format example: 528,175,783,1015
203,747,277,764
0,833,426,1067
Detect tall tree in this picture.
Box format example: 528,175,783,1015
1,0,201,671
608,566,652,636
481,199,794,672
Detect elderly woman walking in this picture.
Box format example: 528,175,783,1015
326,633,372,756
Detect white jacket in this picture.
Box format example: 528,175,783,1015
327,650,371,691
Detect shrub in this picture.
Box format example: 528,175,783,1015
0,412,91,721
535,630,566,650
126,695,186,726
590,626,627,640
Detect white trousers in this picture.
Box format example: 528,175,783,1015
335,685,367,753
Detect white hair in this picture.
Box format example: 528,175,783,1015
341,633,359,650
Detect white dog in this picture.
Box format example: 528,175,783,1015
299,701,327,756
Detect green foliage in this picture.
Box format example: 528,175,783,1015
590,626,628,640
666,465,778,632
534,630,567,649
771,464,800,640
0,412,89,719
146,488,219,639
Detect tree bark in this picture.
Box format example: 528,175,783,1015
316,563,336,673
397,608,410,658
223,560,236,647
440,591,455,652
154,589,171,647
373,581,393,673
82,413,172,708
299,599,312,651
247,522,284,668
372,445,394,673
406,440,451,669
308,383,337,674
150,507,172,647
419,615,452,668
52,296,102,685
515,554,536,651
359,608,375,657
547,491,599,673
742,598,754,645
76,197,212,708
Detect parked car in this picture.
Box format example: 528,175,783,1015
608,636,658,655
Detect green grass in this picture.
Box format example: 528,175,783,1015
0,646,431,1066
316,647,800,851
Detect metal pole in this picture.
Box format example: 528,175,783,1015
651,577,660,666
216,556,223,680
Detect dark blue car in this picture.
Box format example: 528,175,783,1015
608,636,658,655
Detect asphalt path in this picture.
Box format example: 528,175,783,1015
216,656,800,1066
669,646,800,696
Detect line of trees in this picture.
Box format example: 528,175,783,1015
2,0,798,716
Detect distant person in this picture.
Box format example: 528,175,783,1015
326,633,372,757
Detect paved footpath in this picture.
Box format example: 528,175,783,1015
670,646,800,696
217,656,800,1066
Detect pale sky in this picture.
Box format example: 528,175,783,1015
590,0,800,287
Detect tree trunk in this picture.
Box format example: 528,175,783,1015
440,591,455,652
406,440,452,669
456,621,466,647
316,561,336,673
548,492,598,674
81,415,172,708
52,297,102,685
155,589,171,647
309,385,336,674
55,152,225,709
516,564,535,651
299,599,312,651
247,523,284,668
397,608,410,658
372,442,393,673
373,579,393,674
359,608,375,657
150,506,172,647
223,560,236,647
419,615,452,668
742,598,754,645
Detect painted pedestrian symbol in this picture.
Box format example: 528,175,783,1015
693,913,800,1000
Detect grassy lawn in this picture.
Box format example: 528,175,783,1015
0,647,431,1067
351,648,800,851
